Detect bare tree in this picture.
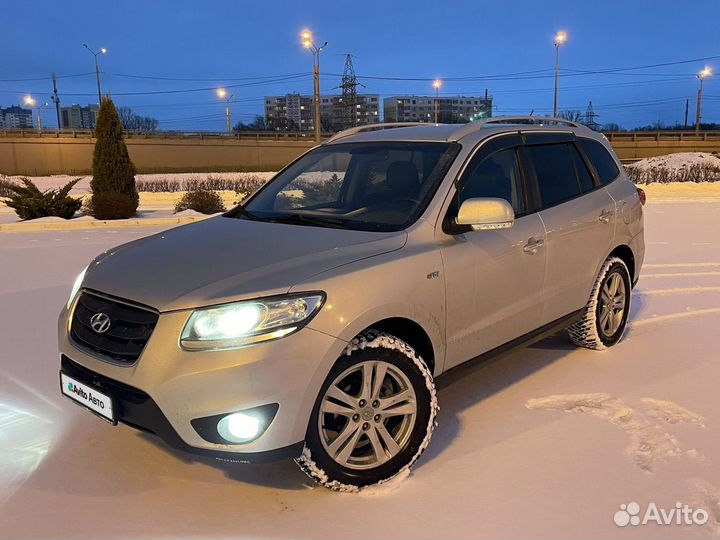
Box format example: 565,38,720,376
117,106,159,134
233,115,268,132
557,110,585,123
603,122,623,132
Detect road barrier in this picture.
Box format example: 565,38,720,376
0,129,718,175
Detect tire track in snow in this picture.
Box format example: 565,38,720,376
642,271,720,278
631,307,720,327
525,394,704,473
644,263,720,269
634,286,720,296
631,260,720,327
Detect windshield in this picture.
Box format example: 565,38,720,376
228,141,460,232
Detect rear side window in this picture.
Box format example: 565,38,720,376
527,144,580,207
458,148,525,214
570,144,595,192
577,139,620,185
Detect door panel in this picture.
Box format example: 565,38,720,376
441,213,547,369
539,188,615,323
522,140,617,324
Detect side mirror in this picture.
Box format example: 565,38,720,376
455,197,515,231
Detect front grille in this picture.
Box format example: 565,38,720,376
70,290,159,364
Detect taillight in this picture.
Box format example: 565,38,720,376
636,187,646,205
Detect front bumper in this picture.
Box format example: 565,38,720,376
58,301,348,459
60,355,303,462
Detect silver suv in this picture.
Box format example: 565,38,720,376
58,117,644,491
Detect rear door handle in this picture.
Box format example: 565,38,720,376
523,238,545,254
598,209,614,223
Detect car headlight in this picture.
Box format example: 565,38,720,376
180,293,325,351
67,265,88,309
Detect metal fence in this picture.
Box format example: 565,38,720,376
2,128,720,143
603,131,720,142
0,129,334,141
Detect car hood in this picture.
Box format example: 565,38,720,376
83,216,407,312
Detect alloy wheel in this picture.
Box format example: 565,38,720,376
599,271,626,337
317,360,417,470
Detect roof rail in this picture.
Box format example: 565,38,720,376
480,116,586,128
449,115,590,141
325,122,428,143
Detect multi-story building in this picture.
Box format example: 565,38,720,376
265,93,380,132
60,104,99,130
0,106,34,128
265,93,312,131
384,94,493,124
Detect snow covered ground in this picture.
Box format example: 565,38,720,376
1,202,720,539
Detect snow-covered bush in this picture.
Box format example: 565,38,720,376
136,174,267,194
135,178,182,192
624,152,720,184
174,189,226,214
0,177,82,220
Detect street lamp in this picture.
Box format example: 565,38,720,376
696,66,712,131
217,88,234,134
553,31,567,118
433,79,442,123
301,29,327,142
24,95,49,132
83,44,107,105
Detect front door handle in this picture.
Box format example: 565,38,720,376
523,237,545,254
598,209,614,224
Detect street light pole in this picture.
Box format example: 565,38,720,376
216,88,234,134
553,31,567,118
302,30,327,143
51,72,62,130
38,102,48,132
433,80,442,123
696,67,712,131
24,95,48,132
83,44,107,104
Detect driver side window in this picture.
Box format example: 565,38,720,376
457,147,525,215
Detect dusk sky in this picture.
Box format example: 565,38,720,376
3,0,719,130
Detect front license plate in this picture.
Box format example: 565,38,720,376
60,372,116,424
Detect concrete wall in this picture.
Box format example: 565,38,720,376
607,138,720,161
0,136,317,176
1,132,719,176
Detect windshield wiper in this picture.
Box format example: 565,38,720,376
263,213,348,229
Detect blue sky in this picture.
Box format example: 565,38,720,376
3,0,719,130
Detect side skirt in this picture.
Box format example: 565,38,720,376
437,309,583,388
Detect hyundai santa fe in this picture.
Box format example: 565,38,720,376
58,117,645,491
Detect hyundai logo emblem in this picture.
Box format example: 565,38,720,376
90,312,111,334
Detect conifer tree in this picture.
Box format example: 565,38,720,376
90,98,138,218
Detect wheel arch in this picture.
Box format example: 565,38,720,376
607,244,636,284
358,317,437,375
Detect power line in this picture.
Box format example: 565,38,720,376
0,72,95,82
108,72,308,82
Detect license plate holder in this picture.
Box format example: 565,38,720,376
60,371,117,425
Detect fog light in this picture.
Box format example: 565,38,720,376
191,403,279,445
217,412,260,443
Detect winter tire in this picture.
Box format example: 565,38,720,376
567,256,631,350
295,330,438,491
